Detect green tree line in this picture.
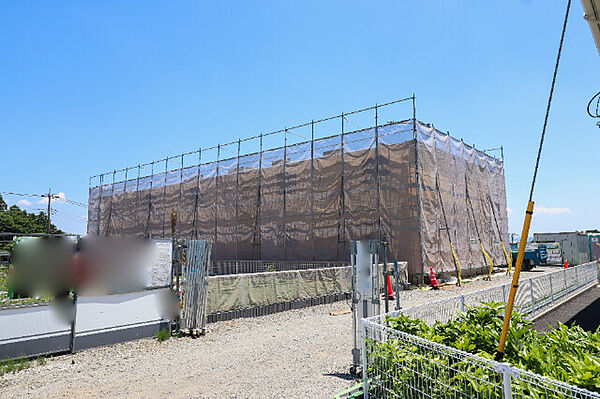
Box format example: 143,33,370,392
0,195,63,250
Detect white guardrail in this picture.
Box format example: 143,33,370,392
362,261,600,399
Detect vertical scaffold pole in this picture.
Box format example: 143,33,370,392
412,94,424,284
122,167,129,233
214,145,220,261
235,139,241,272
179,154,184,236
310,122,315,261
192,148,202,240
146,162,155,239
375,105,381,244
163,157,169,238
135,165,140,236
253,135,263,260
106,169,116,235
283,128,288,261
340,113,346,259
97,174,103,235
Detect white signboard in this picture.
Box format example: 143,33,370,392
149,239,172,288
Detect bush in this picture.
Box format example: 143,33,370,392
371,302,600,396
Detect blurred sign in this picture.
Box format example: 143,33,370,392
149,239,172,288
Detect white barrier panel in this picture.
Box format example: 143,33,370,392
75,288,170,336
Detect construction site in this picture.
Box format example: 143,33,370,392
3,1,600,399
87,98,509,284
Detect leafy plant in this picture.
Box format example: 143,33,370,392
368,303,600,397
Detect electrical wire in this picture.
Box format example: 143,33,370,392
586,90,600,120
497,0,572,360
529,0,571,202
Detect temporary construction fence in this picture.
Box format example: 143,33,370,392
394,261,599,325
362,261,600,398
210,259,348,276
205,261,408,322
205,265,352,317
88,97,508,283
180,240,211,333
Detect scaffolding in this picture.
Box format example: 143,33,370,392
88,97,508,282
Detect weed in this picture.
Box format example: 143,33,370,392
154,328,171,342
0,357,30,376
36,356,47,366
264,264,276,272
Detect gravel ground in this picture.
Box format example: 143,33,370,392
0,265,562,399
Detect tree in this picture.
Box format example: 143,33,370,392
0,195,63,250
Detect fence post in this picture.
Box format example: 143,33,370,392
361,320,369,399
563,268,568,294
575,266,579,288
500,363,513,399
502,284,506,303
460,295,465,311
549,274,554,304
529,278,534,313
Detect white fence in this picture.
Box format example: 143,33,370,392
362,261,600,399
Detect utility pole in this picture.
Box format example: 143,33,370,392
47,188,52,233
42,189,61,234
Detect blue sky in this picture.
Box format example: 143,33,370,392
1,1,599,236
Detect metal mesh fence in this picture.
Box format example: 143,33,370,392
363,261,600,399
88,98,507,282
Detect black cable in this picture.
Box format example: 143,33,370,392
587,90,600,118
529,0,571,202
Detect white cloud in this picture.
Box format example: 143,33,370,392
37,192,66,204
16,199,32,206
536,206,572,216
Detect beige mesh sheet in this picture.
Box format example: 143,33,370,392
205,266,352,314
416,123,509,276
88,120,508,281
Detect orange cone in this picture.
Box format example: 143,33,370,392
385,275,395,299
564,258,569,268
429,267,440,290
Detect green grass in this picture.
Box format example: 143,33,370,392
0,358,31,376
154,328,171,342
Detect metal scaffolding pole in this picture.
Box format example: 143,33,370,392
192,149,202,239
339,113,346,259
135,165,141,236
412,94,424,284
310,121,315,261
145,162,155,239
179,155,184,236
253,134,263,260
283,128,288,261
121,167,128,232
375,105,381,244
105,170,116,235
214,145,221,260
162,157,169,238
235,139,240,271
96,174,103,235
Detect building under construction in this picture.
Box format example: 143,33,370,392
88,98,509,283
